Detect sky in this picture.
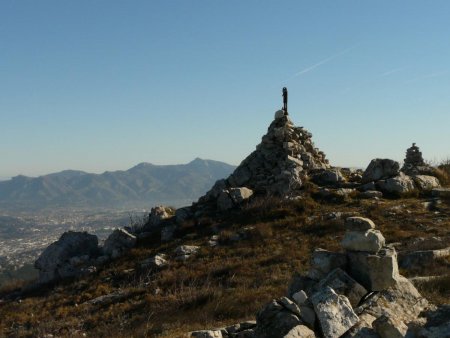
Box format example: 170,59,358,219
1,1,450,178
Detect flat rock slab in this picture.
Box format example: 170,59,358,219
311,286,359,338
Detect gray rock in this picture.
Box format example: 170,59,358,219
283,325,316,338
412,175,441,191
311,286,359,338
398,247,450,269
308,249,347,280
256,300,302,338
312,169,346,186
103,228,137,259
148,205,172,226
348,247,399,291
292,290,308,306
140,254,168,269
318,268,367,308
35,231,99,283
345,217,376,231
229,187,254,204
341,230,385,253
372,315,407,338
362,159,400,183
86,291,129,306
174,245,200,260
175,206,193,223
377,173,416,194
431,188,450,199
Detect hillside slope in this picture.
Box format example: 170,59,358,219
0,158,235,211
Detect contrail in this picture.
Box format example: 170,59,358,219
285,46,356,82
379,67,406,77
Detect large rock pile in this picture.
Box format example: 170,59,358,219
197,110,330,210
189,216,437,338
401,143,434,176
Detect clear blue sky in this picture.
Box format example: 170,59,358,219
1,1,449,178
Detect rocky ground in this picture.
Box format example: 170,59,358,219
1,110,449,337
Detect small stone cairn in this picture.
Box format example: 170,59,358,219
401,143,434,176
189,217,431,338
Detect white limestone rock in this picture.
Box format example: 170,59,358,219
412,175,441,191
341,230,385,253
148,205,172,226
372,315,407,338
283,325,316,338
229,187,253,204
311,287,359,338
140,254,168,269
377,173,416,194
318,268,368,308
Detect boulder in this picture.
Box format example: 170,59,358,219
148,205,172,227
283,325,316,338
311,287,359,338
318,268,367,308
229,187,254,204
140,254,168,269
256,300,302,338
372,315,407,338
308,249,347,280
412,175,441,191
103,228,137,259
377,173,416,194
292,290,308,306
175,206,193,223
431,188,450,199
174,245,200,261
345,217,376,231
341,230,385,253
362,159,400,183
311,169,346,186
35,231,99,283
347,247,399,291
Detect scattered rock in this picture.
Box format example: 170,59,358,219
372,315,407,338
256,299,302,338
362,159,399,183
103,228,137,259
174,245,200,261
318,268,367,308
140,254,168,269
35,231,99,284
341,230,385,253
311,286,359,338
358,190,383,199
377,173,416,194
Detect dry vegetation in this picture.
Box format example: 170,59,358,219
0,193,449,337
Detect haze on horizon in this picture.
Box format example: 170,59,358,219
1,1,450,178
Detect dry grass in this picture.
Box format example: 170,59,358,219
0,193,449,337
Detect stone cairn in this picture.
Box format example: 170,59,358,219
189,217,433,338
196,110,330,211
401,143,433,175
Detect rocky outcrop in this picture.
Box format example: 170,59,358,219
35,231,99,284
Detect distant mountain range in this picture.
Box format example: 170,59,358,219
0,158,236,211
